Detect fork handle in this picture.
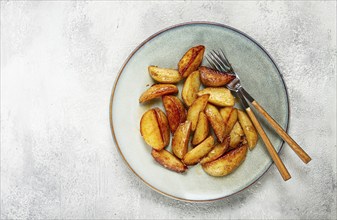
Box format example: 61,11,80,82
239,87,312,164
251,101,312,164
237,91,291,181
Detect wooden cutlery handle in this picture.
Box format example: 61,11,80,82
246,107,291,181
251,101,312,164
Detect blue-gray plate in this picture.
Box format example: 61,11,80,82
110,22,289,202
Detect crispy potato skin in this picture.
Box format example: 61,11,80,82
140,109,165,150
205,104,226,143
178,45,205,78
139,84,178,103
200,136,230,164
220,107,238,136
151,149,187,173
198,87,235,107
187,94,210,131
162,96,187,133
139,46,258,176
229,121,245,150
182,136,214,165
172,121,192,159
154,108,170,146
148,66,182,83
237,110,258,150
192,112,209,145
199,66,236,87
182,70,201,106
202,144,248,177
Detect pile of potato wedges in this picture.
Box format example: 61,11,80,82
139,45,258,177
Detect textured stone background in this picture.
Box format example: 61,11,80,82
1,1,336,219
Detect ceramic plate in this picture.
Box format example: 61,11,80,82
110,22,289,202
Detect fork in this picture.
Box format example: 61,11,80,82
206,50,312,181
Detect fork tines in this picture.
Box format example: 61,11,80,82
206,49,234,73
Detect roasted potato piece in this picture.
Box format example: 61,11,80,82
229,121,245,150
205,104,226,143
237,110,258,150
172,120,192,159
202,143,248,177
200,136,230,164
182,136,214,165
162,96,187,133
182,70,201,106
197,87,235,107
187,94,210,131
151,149,187,173
148,66,182,83
139,84,178,103
192,112,209,145
220,107,238,135
178,45,205,78
140,108,168,150
153,108,170,146
199,66,235,87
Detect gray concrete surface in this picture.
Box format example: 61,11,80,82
1,1,336,219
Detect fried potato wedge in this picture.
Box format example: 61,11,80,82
151,149,187,173
182,136,214,165
220,107,238,135
154,108,170,146
199,66,236,87
140,108,167,150
192,112,209,145
148,66,182,83
162,96,187,133
187,94,210,131
200,136,230,164
205,104,226,143
139,84,178,103
229,121,245,150
202,143,248,177
237,110,258,150
182,70,201,106
172,120,192,159
197,87,235,107
178,45,205,78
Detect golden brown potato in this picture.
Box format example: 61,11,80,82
162,96,187,133
192,112,209,145
200,136,230,164
202,143,248,177
153,108,170,146
178,45,205,78
197,87,235,107
182,70,201,106
228,121,245,150
237,110,258,150
140,108,167,150
187,94,210,131
148,66,182,83
172,120,192,159
182,136,214,165
151,149,187,173
205,104,226,143
139,84,178,103
220,107,238,135
199,66,236,87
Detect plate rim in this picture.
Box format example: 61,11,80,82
109,21,290,203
